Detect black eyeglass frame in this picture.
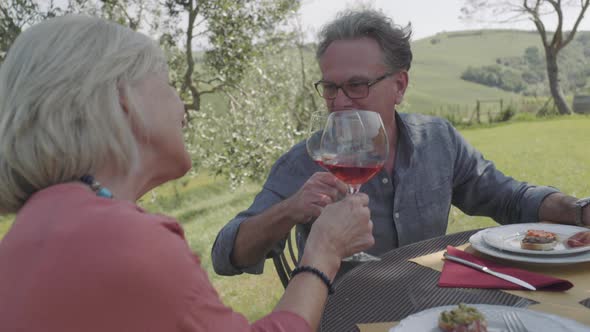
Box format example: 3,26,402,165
313,72,394,100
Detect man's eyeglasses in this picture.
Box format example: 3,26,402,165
314,72,393,100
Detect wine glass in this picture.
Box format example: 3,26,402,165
306,111,328,169
320,110,389,262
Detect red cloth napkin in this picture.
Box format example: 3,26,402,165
439,246,573,291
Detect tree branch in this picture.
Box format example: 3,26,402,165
524,0,549,47
547,0,564,47
117,2,139,30
199,85,225,95
196,77,224,86
561,0,590,48
181,1,199,111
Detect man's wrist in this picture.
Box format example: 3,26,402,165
276,197,305,225
583,204,590,227
281,196,316,225
575,197,590,227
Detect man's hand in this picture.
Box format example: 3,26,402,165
284,172,348,224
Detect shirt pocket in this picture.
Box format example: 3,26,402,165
414,177,452,238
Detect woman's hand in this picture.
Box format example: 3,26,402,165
304,193,374,265
567,231,590,248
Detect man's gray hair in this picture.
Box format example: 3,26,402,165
0,15,167,213
316,10,413,72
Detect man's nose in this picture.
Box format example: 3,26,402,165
330,88,355,110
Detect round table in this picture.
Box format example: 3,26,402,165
320,229,537,331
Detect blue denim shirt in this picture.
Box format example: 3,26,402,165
211,113,558,276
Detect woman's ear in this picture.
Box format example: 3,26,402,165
117,83,145,139
118,84,131,115
393,71,409,105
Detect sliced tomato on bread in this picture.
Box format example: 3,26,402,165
521,229,557,251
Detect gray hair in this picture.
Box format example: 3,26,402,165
0,15,168,213
316,10,413,72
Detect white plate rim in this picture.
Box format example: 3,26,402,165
470,230,590,264
481,223,590,256
389,304,589,332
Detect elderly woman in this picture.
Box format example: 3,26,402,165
0,16,374,331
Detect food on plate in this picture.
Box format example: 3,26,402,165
567,231,590,248
438,303,488,332
520,229,557,251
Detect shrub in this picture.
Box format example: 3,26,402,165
495,105,516,122
511,112,537,122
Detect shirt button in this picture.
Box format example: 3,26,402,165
394,212,399,219
382,178,389,184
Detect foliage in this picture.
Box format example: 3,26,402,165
494,104,515,122
156,0,312,188
0,0,314,189
192,46,322,188
0,0,63,61
461,65,526,93
510,111,537,122
160,0,299,113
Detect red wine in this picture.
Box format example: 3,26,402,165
312,158,327,169
323,163,383,185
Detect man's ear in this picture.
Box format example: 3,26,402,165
393,71,409,105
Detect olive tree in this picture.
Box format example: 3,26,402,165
0,0,318,188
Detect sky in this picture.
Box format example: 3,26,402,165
298,0,590,42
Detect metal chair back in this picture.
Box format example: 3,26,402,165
272,227,300,288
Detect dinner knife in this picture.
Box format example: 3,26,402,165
443,252,537,291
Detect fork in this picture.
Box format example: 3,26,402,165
502,311,529,332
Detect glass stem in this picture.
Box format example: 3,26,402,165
348,184,361,195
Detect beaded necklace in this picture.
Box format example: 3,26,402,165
80,175,114,198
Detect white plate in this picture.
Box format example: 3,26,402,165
481,223,590,256
389,304,590,332
470,230,590,264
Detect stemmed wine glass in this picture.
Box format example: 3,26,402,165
306,111,328,169
320,110,389,262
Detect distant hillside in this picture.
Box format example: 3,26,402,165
405,29,590,114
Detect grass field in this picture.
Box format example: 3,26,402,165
0,115,589,321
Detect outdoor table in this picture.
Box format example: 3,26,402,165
319,229,590,332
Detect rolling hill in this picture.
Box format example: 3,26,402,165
402,29,589,114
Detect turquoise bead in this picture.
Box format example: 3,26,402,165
97,187,113,198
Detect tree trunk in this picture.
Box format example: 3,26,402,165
544,47,571,115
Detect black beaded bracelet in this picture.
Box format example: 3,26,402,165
291,265,335,295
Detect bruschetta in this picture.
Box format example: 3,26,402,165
520,229,557,251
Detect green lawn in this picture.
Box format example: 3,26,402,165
0,116,589,321
447,115,590,233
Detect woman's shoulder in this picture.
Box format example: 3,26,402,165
18,183,192,262
3,184,209,329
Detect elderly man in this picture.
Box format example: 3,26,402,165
211,9,590,278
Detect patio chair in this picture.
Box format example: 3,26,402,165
272,227,300,289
